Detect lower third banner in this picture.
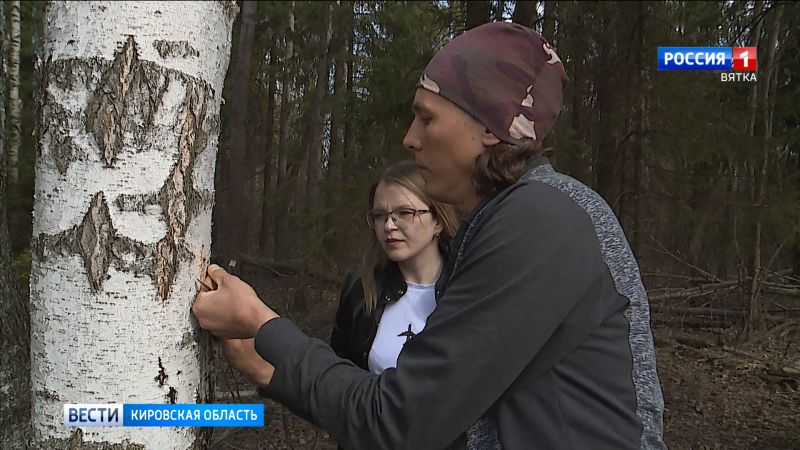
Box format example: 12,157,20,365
64,403,264,427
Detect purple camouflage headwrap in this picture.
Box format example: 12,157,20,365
417,22,567,144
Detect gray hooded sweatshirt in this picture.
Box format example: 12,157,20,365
256,157,667,450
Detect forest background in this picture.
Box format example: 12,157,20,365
1,1,799,449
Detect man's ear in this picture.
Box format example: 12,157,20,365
481,128,501,147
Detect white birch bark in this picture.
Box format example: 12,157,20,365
30,2,235,448
7,0,20,184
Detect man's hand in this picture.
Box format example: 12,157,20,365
192,264,279,339
221,338,275,387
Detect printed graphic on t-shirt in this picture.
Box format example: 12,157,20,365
368,283,436,374
398,324,416,343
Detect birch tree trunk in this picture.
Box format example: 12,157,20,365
1,2,32,446
7,0,21,184
542,1,555,39
30,2,235,448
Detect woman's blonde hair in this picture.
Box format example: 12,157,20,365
357,161,459,315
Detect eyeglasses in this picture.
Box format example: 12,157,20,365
366,208,432,228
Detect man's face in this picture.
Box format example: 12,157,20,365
403,89,498,212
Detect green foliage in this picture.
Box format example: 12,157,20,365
5,0,800,286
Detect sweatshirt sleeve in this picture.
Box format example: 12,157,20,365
255,182,609,450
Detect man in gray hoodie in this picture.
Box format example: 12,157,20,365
194,21,667,450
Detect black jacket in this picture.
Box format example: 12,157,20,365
330,240,449,371
328,243,463,449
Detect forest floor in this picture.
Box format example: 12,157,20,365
209,269,800,450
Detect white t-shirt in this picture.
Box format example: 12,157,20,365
367,282,437,374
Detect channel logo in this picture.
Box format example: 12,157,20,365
658,47,757,71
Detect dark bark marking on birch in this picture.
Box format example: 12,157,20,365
40,57,94,175
40,428,147,450
167,386,178,404
35,388,61,402
33,193,154,292
77,192,115,292
37,36,216,301
154,78,212,301
155,357,168,387
153,40,200,59
114,192,161,213
86,36,140,167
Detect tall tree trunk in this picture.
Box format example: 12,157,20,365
304,2,332,213
344,4,355,184
746,0,765,138
465,0,491,30
494,0,506,22
594,8,618,201
274,1,295,260
744,2,783,339
563,1,588,181
450,0,466,35
226,0,258,253
620,2,646,255
0,2,31,445
258,49,277,257
0,145,29,447
30,2,235,447
329,1,351,186
6,0,21,185
542,0,555,38
511,0,537,28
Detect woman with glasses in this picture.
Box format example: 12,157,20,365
330,161,458,375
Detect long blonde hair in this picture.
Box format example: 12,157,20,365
357,161,459,315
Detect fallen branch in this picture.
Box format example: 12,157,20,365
652,306,800,317
648,277,800,300
226,252,341,287
652,315,736,328
762,282,800,297
648,280,740,301
641,272,713,283
644,233,721,282
722,346,772,365
653,306,744,316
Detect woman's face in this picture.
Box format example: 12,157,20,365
370,181,442,263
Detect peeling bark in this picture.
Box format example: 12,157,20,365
30,2,234,448
152,40,200,59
